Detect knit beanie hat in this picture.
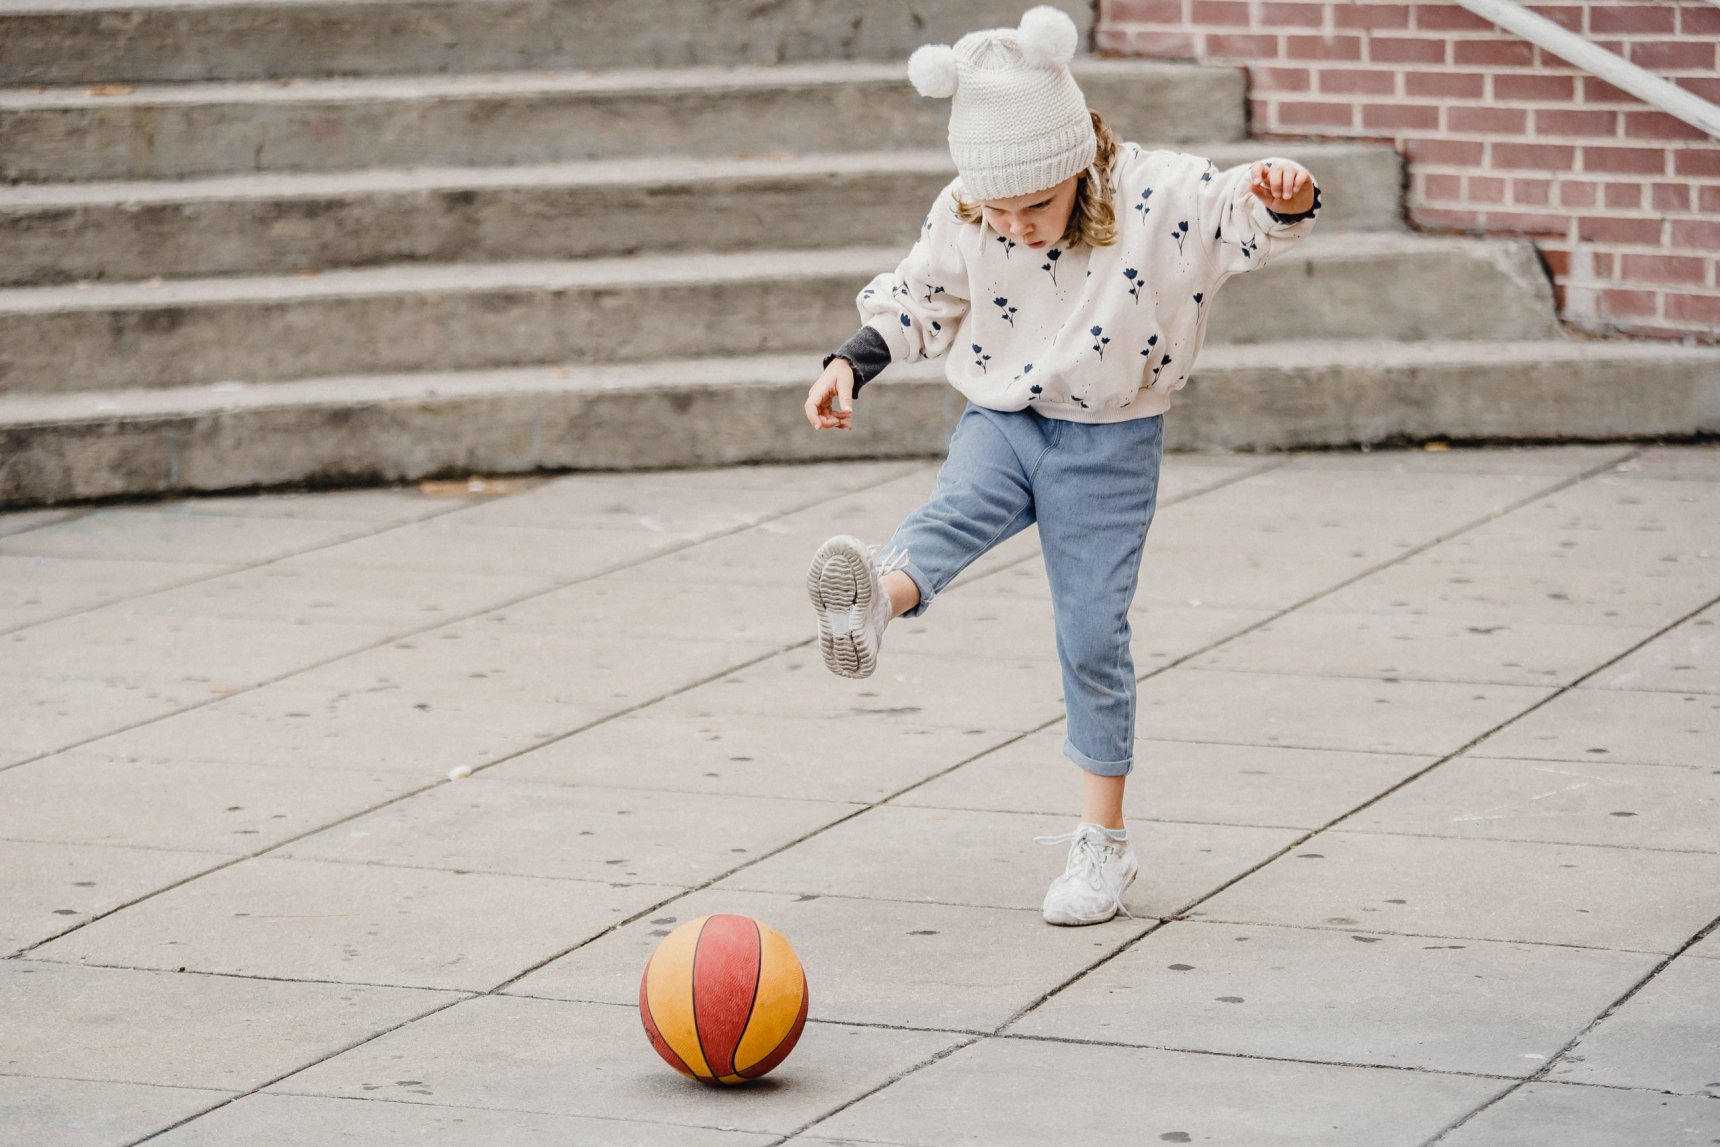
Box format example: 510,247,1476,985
907,6,1096,201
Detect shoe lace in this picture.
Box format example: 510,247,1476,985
1034,829,1135,920
868,544,912,578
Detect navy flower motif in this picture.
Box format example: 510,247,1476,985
1123,267,1143,305
1171,220,1190,256
1239,234,1260,260
1151,353,1173,386
1029,384,1043,398
1138,334,1159,359
994,297,1018,327
995,235,1017,259
1134,187,1154,224
1192,291,1205,317
1041,248,1062,284
1090,325,1110,360
900,314,911,328
973,343,991,373
922,283,946,304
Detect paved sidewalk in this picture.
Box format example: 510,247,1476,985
2,444,1718,1146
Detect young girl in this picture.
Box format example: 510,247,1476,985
802,6,1319,926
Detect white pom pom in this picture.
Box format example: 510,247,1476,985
447,765,472,780
908,43,959,98
1018,5,1079,68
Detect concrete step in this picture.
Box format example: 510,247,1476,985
0,143,1404,286
1,0,1088,85
6,339,1716,506
0,234,1558,395
0,60,1245,183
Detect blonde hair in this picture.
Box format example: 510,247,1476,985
955,110,1120,249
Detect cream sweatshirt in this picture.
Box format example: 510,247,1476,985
848,143,1320,423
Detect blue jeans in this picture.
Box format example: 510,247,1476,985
884,403,1164,777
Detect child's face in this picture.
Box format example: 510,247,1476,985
979,174,1080,250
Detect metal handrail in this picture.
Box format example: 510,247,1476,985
1455,0,1720,139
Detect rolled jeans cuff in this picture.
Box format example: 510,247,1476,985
1063,736,1132,778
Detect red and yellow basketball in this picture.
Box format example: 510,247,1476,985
638,914,809,1085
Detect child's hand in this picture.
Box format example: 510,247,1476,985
805,358,857,431
1249,159,1316,215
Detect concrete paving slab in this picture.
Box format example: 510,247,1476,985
1189,830,1720,953
546,458,922,494
277,777,857,887
181,485,488,523
0,672,206,767
1008,920,1659,1077
0,555,228,633
2,609,398,691
1586,602,1720,695
1615,446,1720,482
509,887,1152,1033
0,506,378,565
0,751,413,853
1546,956,1720,1095
1305,555,1720,629
484,574,815,648
1187,609,1654,687
145,1092,777,1147
116,559,554,628
0,960,450,1091
33,855,666,993
1472,687,1720,768
714,805,1301,916
269,995,964,1137
0,839,219,957
1137,667,1554,755
1344,755,1720,852
288,619,781,709
436,471,816,536
1437,1083,1720,1147
1689,929,1720,960
487,698,1017,804
894,729,1438,829
1282,444,1633,476
0,507,80,539
301,521,678,578
0,1076,233,1147
805,1035,1503,1147
687,649,1070,735
86,681,593,777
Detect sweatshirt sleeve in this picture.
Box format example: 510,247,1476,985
1196,156,1321,279
853,180,972,367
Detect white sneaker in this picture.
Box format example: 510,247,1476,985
806,535,907,679
1037,823,1139,926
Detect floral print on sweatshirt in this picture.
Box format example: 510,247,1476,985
852,144,1319,423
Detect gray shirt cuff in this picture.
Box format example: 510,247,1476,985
823,325,892,396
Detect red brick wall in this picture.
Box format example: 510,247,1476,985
1097,0,1720,342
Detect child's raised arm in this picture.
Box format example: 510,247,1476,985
1198,156,1322,278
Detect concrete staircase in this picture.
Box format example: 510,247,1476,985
3,1,1717,505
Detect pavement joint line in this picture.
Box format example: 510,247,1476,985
9,447,1706,1136
1463,751,1718,770
1156,915,1686,957
4,464,930,948
1423,906,1720,1145
0,494,500,639
778,1033,985,1144
7,955,480,997
0,457,929,780
1312,824,1720,858
125,988,475,1147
